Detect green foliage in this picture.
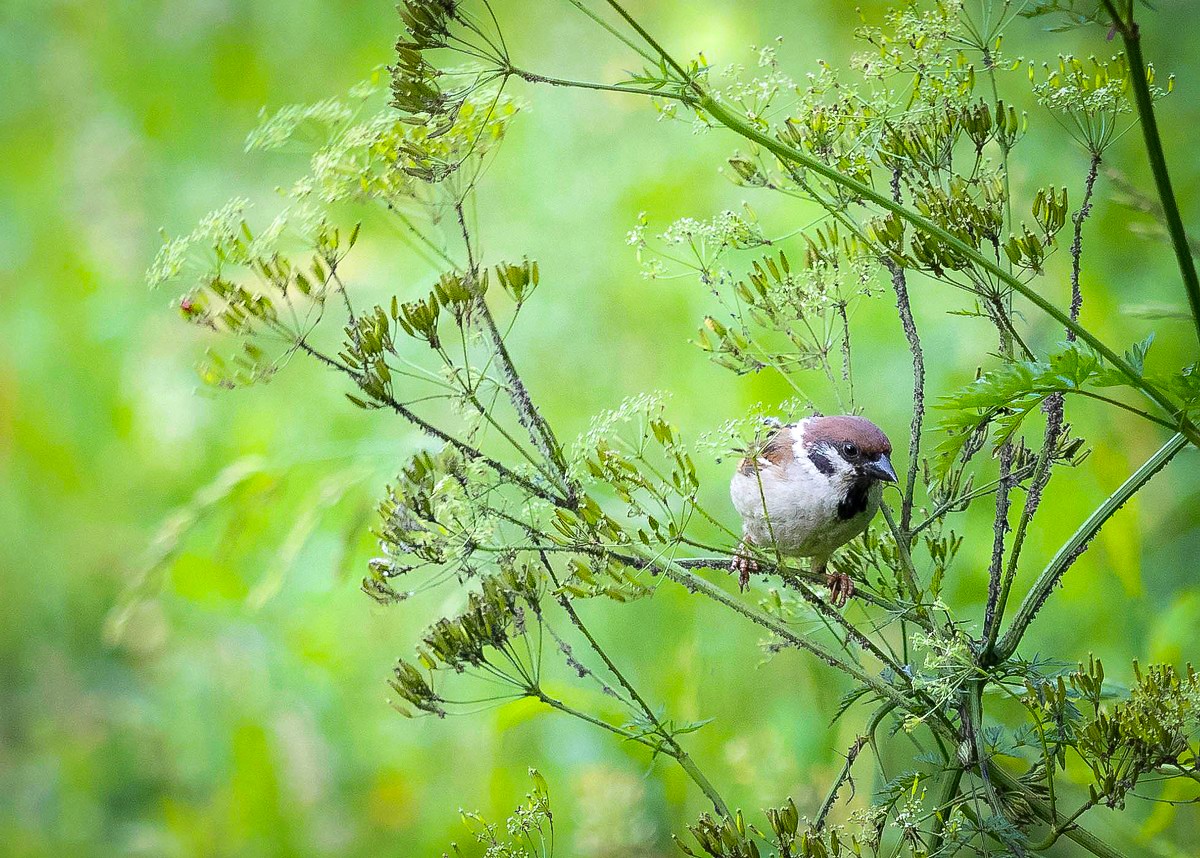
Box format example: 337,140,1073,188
22,0,1193,855
445,768,555,857
934,337,1149,470
139,0,1200,852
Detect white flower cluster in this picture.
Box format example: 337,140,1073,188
571,392,670,470
659,210,766,250
146,198,329,290
244,68,386,152
146,197,249,287
244,98,356,153
628,209,765,280
718,38,798,127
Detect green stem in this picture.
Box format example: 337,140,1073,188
602,0,695,85
986,434,1059,660
563,0,659,64
534,690,660,750
635,549,915,713
1073,389,1181,431
510,68,688,102
551,581,731,817
986,763,1128,858
1029,800,1097,852
814,734,869,830
965,681,1008,828
1113,9,1200,347
994,431,1188,662
693,95,1197,442
674,558,927,628
880,504,930,625
928,765,964,854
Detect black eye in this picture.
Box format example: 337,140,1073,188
843,442,859,459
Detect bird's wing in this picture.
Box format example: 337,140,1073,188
737,425,796,476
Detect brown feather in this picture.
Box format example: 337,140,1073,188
737,425,796,475
800,416,891,456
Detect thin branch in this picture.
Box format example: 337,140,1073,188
509,67,690,102
836,300,854,405
533,689,660,750
997,152,1110,628
987,403,1063,660
671,557,929,629
454,203,575,500
545,560,731,817
814,734,869,830
295,338,568,506
602,0,696,87
879,505,930,626
1068,154,1103,340
982,441,1014,648
995,431,1188,662
909,459,1040,537
633,551,916,714
964,680,1015,851
884,257,925,533
1108,3,1200,346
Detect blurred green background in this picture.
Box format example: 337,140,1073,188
2,1,1199,855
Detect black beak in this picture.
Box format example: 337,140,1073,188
865,455,898,483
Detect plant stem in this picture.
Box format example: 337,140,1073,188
456,202,574,498
602,0,695,85
534,690,660,750
550,578,731,817
884,255,925,534
928,765,964,854
982,441,1015,651
1113,10,1200,347
814,734,869,830
510,67,688,102
635,549,916,714
987,403,1062,660
1029,799,1098,852
294,338,568,506
1068,154,1102,339
986,763,1128,858
563,0,659,64
964,681,1011,842
692,95,1197,441
672,557,928,628
879,505,929,625
995,431,1188,661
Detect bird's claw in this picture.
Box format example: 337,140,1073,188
826,571,855,608
731,552,758,592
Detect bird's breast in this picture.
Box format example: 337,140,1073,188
730,466,881,558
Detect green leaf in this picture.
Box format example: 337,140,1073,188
933,338,1157,474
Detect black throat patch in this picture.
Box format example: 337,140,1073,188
837,477,872,520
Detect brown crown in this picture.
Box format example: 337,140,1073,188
801,415,892,456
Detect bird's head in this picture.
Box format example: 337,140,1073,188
800,415,897,488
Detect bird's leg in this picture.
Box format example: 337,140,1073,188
816,559,855,608
730,535,759,592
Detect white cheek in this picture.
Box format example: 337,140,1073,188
809,443,855,484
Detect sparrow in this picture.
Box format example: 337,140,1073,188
729,415,897,606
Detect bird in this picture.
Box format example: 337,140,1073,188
729,415,897,606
